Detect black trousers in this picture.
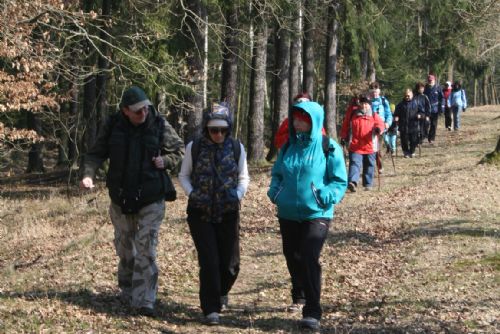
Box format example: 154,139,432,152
279,218,330,320
400,130,419,155
444,106,452,129
428,113,439,142
187,207,240,315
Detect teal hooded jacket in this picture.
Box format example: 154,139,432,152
267,101,348,221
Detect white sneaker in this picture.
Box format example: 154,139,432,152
287,303,304,313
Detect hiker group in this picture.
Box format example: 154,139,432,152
339,75,467,192
79,78,466,330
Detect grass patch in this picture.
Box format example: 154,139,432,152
455,252,500,271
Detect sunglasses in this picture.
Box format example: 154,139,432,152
208,127,228,135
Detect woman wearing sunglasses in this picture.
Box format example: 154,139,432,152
178,102,250,325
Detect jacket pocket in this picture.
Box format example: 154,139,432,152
311,182,326,208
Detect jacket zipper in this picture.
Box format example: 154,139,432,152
311,182,325,208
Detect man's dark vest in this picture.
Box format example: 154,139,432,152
105,113,165,206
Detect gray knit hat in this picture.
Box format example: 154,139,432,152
119,86,152,112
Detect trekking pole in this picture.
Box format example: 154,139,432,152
376,152,381,191
390,150,396,174
375,135,382,190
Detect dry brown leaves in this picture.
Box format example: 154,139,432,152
0,106,498,333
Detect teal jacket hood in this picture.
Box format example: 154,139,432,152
268,101,347,221
289,101,325,146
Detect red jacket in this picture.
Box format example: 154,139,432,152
442,88,452,107
340,110,384,154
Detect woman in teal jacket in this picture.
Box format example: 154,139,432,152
267,101,347,330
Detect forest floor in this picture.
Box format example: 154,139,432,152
0,106,499,334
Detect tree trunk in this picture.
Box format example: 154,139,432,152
68,80,79,168
26,111,45,173
368,59,376,83
81,0,97,154
324,2,340,139
95,0,111,129
183,0,206,143
82,74,97,152
220,4,239,134
483,75,489,105
247,22,267,162
360,49,368,81
474,78,478,107
302,0,315,98
267,28,290,161
289,4,302,104
447,61,454,82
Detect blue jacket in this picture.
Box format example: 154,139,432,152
448,89,467,110
424,84,443,113
371,96,393,127
267,101,347,221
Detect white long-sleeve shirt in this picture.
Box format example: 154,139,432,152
178,141,250,200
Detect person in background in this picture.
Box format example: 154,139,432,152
448,82,468,131
274,92,312,149
80,86,184,317
268,101,347,331
385,103,398,155
340,94,384,191
442,81,453,131
369,82,392,173
394,88,424,158
178,102,250,325
414,82,431,144
423,74,443,144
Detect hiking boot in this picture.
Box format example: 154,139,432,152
287,303,304,313
447,126,451,131
403,154,410,158
364,186,372,191
300,317,320,330
348,182,357,192
205,312,220,325
378,168,383,174
136,306,156,318
220,295,229,311
410,153,416,158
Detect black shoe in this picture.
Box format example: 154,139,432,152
348,182,357,192
300,317,320,330
205,312,220,325
136,306,156,317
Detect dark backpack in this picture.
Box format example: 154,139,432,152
191,137,241,169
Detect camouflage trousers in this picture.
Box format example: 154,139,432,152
109,200,165,309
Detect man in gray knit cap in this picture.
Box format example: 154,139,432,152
80,86,184,316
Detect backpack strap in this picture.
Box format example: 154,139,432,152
191,137,202,169
231,138,241,163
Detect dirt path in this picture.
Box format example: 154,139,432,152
0,106,498,333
